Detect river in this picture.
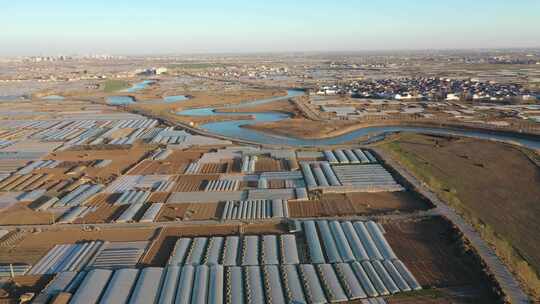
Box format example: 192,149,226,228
176,89,540,149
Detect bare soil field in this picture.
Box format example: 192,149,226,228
199,162,232,174
346,191,432,213
385,217,500,303
76,193,125,223
216,99,299,116
245,118,361,139
0,174,51,192
288,195,364,217
46,146,152,183
242,222,288,234
77,204,127,224
174,113,255,125
268,179,286,189
0,202,57,225
128,160,187,175
183,203,222,220
109,128,135,139
157,203,191,221
127,150,205,175
380,133,540,296
85,193,121,207
139,89,286,109
288,191,429,217
385,290,482,304
254,157,288,172
148,192,171,204
171,174,220,192
156,203,221,221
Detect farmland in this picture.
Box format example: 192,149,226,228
0,51,537,302
380,132,540,298
103,79,130,93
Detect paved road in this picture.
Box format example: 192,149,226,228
374,148,531,304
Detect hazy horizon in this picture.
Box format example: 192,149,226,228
3,0,540,56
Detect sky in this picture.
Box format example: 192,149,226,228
1,0,540,56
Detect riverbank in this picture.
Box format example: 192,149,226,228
244,118,540,145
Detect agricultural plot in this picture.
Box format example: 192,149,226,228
289,192,430,218
12,240,148,275
30,219,423,303
323,149,377,165
220,199,289,220
300,161,404,192
128,159,189,175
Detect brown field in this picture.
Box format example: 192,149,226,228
127,160,188,175
216,99,299,115
385,290,482,304
157,203,191,221
0,228,156,265
77,204,127,224
174,113,255,125
184,203,222,220
268,179,286,189
157,203,221,221
346,191,432,213
140,88,286,109
380,133,540,296
127,150,205,175
109,128,135,139
0,174,51,192
288,191,429,217
85,193,121,207
385,217,499,303
199,162,233,174
245,118,361,139
148,192,171,204
242,222,288,234
254,157,289,172
0,202,57,225
45,146,152,183
171,174,220,192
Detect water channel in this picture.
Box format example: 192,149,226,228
177,89,540,149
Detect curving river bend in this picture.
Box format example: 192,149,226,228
173,89,540,149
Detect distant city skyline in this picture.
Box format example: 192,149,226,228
2,0,540,56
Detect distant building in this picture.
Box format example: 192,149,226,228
446,93,461,101
156,67,168,75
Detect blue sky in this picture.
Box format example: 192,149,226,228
1,0,539,55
